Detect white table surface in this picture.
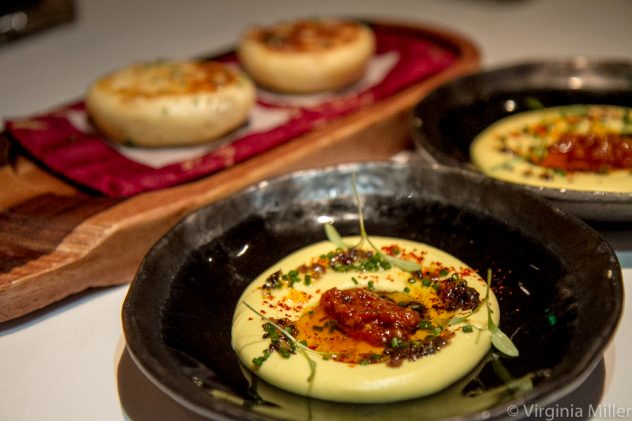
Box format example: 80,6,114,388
1,1,631,420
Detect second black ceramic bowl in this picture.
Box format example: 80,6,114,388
411,58,632,222
122,162,622,420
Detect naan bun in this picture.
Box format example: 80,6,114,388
86,60,256,147
238,19,375,93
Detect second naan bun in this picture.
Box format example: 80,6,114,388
238,19,375,94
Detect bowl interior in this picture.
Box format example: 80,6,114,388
123,163,622,420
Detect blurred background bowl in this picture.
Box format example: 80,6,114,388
411,58,632,222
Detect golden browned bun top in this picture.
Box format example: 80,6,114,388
94,60,242,99
245,19,366,53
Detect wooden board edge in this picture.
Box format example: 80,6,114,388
0,20,481,321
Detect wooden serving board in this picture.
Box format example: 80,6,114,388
0,20,479,322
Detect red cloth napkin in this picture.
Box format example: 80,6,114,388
4,24,458,197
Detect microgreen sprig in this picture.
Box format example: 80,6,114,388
484,269,519,357
242,301,329,383
324,173,422,273
324,222,349,249
490,352,532,394
446,269,519,357
448,307,480,327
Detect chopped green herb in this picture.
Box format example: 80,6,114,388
253,349,271,367
324,320,337,333
278,348,291,358
525,96,545,110
545,308,558,326
391,337,402,348
418,320,433,330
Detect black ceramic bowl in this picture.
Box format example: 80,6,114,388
122,162,623,420
411,58,632,222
